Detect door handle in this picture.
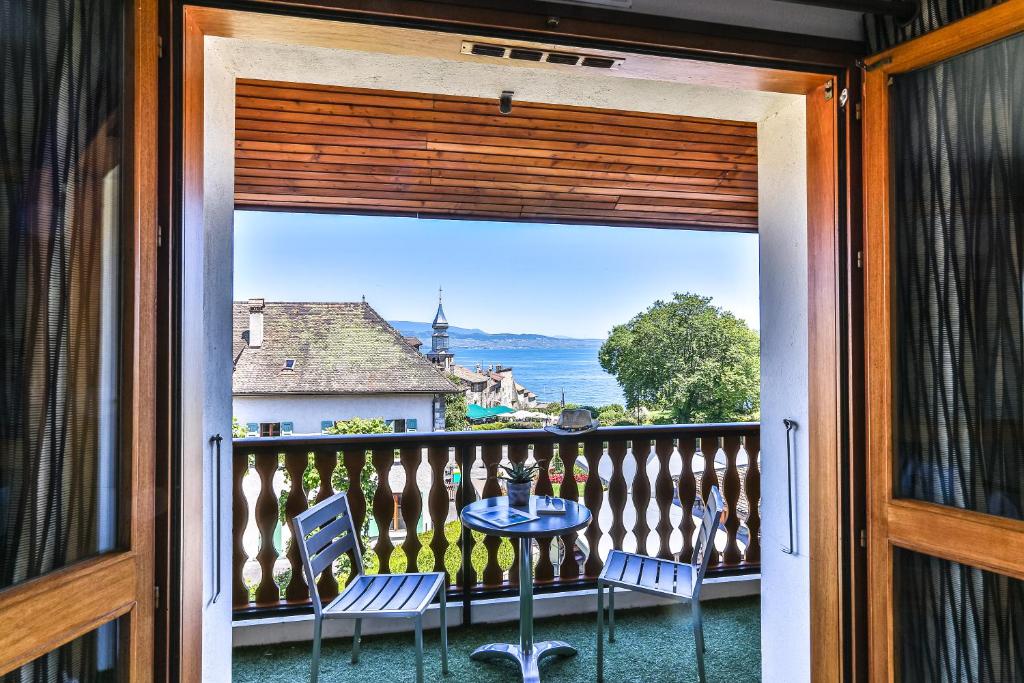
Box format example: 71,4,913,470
781,419,797,555
208,433,224,606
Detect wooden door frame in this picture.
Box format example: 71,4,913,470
0,0,158,678
164,4,860,681
862,2,1024,680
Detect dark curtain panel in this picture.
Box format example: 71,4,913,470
892,31,1024,520
865,0,1007,52
895,549,1024,682
0,0,123,679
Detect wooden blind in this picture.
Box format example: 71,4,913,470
234,79,758,231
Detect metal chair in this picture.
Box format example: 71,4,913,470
596,486,726,683
291,491,448,683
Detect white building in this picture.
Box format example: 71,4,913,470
232,299,460,435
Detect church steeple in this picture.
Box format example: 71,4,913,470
427,287,453,370
432,287,448,329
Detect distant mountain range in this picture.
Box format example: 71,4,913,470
389,321,602,350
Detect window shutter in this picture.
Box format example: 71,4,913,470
281,421,294,435
321,420,334,434
246,422,258,436
407,419,418,432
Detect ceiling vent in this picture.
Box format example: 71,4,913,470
461,41,623,69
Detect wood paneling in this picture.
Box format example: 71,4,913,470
0,555,137,674
807,78,843,683
234,80,758,231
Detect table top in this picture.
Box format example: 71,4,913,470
460,496,592,539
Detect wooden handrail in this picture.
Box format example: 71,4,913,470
232,423,761,614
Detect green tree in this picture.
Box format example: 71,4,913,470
443,379,470,432
599,293,760,423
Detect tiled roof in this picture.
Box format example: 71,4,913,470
232,302,459,395
450,364,488,384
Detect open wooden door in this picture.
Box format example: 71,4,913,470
863,1,1024,680
0,0,157,679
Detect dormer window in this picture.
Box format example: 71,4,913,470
283,359,295,371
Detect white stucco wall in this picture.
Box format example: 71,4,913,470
233,393,439,434
757,97,810,682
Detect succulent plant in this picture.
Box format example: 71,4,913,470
499,461,540,484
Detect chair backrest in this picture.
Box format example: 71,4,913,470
291,491,362,615
690,485,725,596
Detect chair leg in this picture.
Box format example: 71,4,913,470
439,585,449,675
692,600,706,683
596,582,605,682
352,618,362,664
415,615,425,683
310,615,323,683
608,586,615,643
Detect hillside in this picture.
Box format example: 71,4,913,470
390,321,602,350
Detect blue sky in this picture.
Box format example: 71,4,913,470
234,211,760,339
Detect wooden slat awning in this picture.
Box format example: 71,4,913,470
234,79,758,231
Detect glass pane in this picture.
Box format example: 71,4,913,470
894,548,1024,683
0,0,124,587
1,619,119,683
891,31,1024,520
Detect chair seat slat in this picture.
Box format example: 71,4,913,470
334,576,377,612
621,554,644,585
346,576,394,612
655,560,677,594
602,551,627,582
638,557,660,589
363,576,410,612
392,574,438,612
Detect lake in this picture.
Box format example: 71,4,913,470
451,343,625,407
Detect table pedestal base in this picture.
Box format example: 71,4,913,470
470,641,577,683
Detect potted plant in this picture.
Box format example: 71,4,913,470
500,461,539,507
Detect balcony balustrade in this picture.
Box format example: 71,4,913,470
232,423,760,616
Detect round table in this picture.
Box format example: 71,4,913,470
460,496,592,683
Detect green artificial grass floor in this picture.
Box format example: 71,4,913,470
233,596,760,682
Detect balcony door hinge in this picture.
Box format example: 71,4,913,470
859,529,867,548
158,36,163,59
856,250,863,269
157,224,163,248
855,102,862,121
154,585,160,609
824,81,834,101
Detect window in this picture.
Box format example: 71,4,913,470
320,420,335,434
259,422,281,437
283,358,295,370
388,419,406,433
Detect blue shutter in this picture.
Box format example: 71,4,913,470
321,420,334,434
407,419,418,432
246,422,258,436
281,421,294,435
